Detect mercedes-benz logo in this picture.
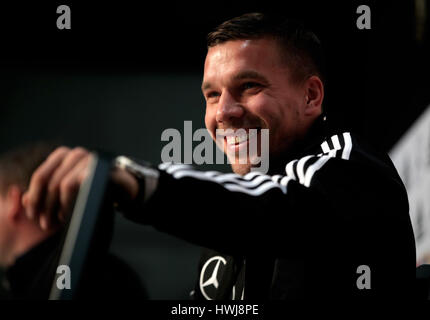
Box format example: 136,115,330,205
200,256,226,300
200,255,238,300
199,255,245,300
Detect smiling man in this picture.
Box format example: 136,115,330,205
22,13,416,299
203,35,323,175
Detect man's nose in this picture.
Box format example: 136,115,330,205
215,90,244,123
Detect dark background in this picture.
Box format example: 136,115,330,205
0,1,429,298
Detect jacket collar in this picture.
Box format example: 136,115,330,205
267,114,329,175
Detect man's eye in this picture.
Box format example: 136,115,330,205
206,92,220,99
242,82,260,90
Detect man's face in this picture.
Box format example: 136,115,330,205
202,38,311,175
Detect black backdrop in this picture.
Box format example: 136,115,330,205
0,0,429,298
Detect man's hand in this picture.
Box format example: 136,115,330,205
22,146,139,230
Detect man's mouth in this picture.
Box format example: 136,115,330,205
220,127,261,153
226,129,258,145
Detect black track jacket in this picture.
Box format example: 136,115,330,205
121,116,416,299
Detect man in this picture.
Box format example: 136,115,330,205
0,143,61,299
22,13,416,299
0,143,146,299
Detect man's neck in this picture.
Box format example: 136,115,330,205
267,114,328,175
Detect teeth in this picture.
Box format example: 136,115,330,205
226,129,259,146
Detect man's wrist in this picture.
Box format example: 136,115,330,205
113,156,159,214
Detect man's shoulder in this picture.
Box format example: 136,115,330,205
306,129,402,179
276,129,403,192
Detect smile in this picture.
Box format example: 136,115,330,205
218,128,261,153
225,129,258,146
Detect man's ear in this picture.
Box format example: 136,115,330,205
304,75,324,117
6,185,24,223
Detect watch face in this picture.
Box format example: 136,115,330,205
115,156,139,177
115,156,152,176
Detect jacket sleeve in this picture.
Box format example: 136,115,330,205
118,132,412,257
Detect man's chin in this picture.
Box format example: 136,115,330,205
231,163,252,176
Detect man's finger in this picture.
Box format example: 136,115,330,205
54,155,92,228
44,147,89,226
25,146,71,220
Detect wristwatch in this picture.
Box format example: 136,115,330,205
113,155,159,214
